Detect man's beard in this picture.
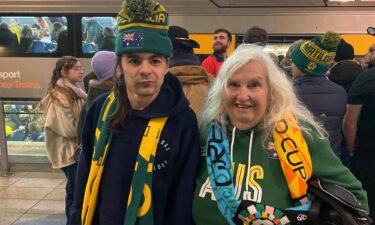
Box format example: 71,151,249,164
213,43,227,54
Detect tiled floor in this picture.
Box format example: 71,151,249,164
0,171,67,225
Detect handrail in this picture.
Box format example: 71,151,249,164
0,101,10,176
2,100,41,115
1,100,40,105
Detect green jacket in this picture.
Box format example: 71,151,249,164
192,124,369,225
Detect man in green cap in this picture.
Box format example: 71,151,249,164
291,31,347,161
69,1,200,225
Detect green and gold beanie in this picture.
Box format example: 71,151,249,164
115,0,171,57
291,31,340,76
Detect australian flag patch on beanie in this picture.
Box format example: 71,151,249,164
122,32,144,48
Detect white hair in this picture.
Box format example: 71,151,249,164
200,45,325,141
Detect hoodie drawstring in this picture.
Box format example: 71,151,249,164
230,127,254,200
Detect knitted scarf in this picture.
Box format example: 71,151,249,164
81,92,168,225
206,114,312,225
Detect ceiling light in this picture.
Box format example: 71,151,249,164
367,27,375,36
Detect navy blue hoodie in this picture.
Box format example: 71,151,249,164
69,73,201,225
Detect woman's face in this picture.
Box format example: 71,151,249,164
224,61,270,130
62,61,84,84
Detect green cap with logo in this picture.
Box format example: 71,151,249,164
115,0,172,57
291,31,340,76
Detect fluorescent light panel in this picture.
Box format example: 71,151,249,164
328,0,355,2
329,0,375,2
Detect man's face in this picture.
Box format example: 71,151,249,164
291,63,304,79
120,53,168,107
360,51,374,69
213,32,231,54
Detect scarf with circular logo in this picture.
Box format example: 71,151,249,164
206,114,312,225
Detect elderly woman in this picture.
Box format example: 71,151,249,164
192,46,369,225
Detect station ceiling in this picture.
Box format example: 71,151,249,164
159,0,375,14
210,0,375,7
1,0,375,14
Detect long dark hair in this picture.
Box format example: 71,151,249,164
108,56,132,132
48,56,78,90
46,56,80,106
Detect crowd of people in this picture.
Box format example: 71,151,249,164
4,0,375,224
0,16,117,54
0,17,69,54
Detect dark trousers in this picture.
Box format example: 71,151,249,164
351,134,375,222
61,163,78,225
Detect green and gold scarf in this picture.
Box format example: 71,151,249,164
81,92,168,225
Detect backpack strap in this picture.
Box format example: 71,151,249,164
307,178,372,225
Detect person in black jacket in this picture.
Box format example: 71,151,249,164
0,22,19,53
69,1,200,225
77,50,117,149
100,27,115,51
18,24,36,53
343,61,375,221
53,22,72,56
327,39,363,93
326,39,363,168
291,31,347,160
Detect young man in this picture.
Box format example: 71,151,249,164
291,31,347,159
69,1,201,225
201,28,232,77
243,25,268,47
343,62,375,222
327,39,363,93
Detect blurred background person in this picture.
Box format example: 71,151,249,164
35,16,50,35
38,56,86,224
243,25,268,47
86,50,117,103
0,22,19,52
268,52,279,65
83,17,103,48
291,31,347,159
168,25,214,117
53,22,72,55
18,24,36,53
280,39,305,78
31,26,40,40
9,18,21,44
360,44,375,69
100,27,115,51
327,39,363,93
343,49,375,221
38,28,50,42
326,38,363,168
201,28,232,77
77,50,117,149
